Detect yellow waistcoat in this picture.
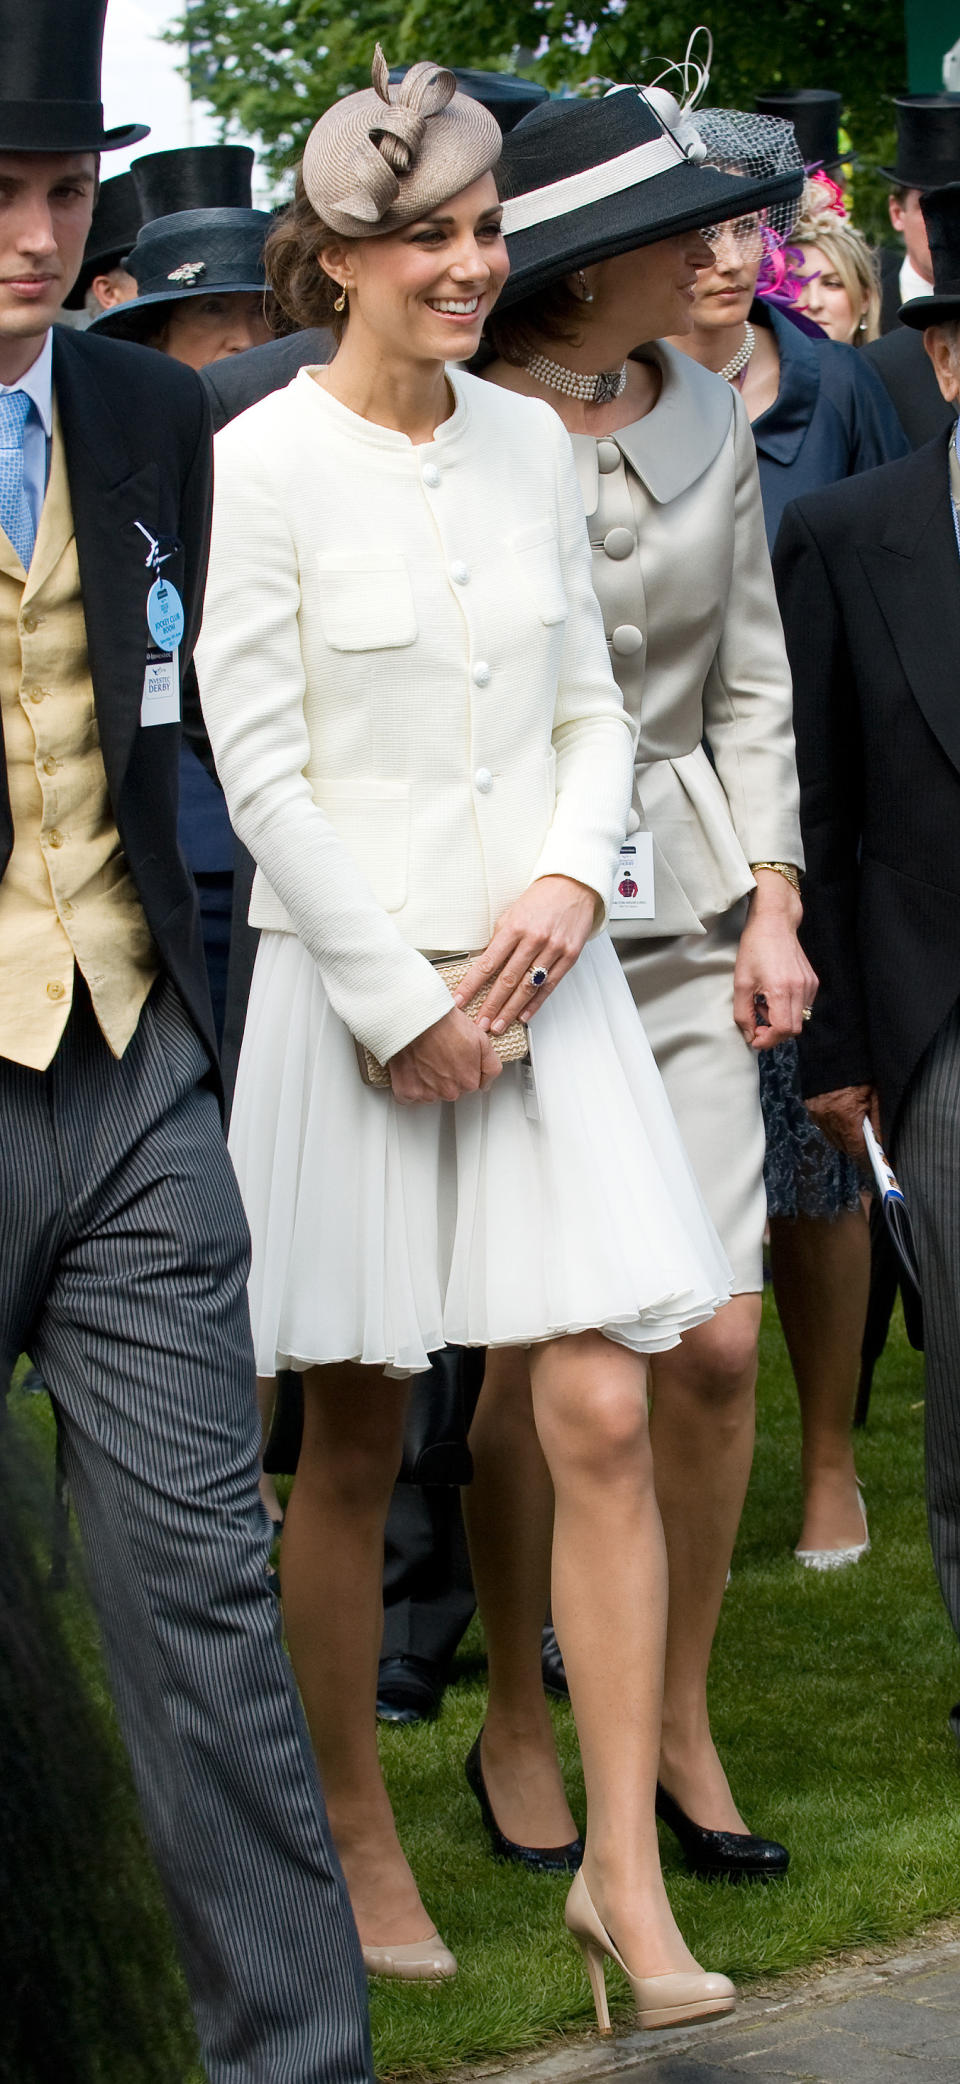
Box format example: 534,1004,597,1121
0,400,158,1071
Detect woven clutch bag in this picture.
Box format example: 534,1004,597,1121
354,954,530,1089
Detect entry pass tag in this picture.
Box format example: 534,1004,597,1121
610,831,655,920
140,643,180,727
520,1022,542,1123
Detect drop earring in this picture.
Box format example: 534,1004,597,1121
577,269,594,304
334,286,347,313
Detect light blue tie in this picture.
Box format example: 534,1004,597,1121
0,389,35,571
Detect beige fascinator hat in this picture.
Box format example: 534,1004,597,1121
302,44,502,236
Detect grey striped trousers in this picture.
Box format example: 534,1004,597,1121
895,1001,960,1652
0,977,372,2084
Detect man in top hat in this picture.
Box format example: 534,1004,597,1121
755,87,848,176
773,183,960,1722
60,169,140,318
863,94,960,447
0,2,372,2077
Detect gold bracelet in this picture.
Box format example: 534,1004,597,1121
750,860,801,894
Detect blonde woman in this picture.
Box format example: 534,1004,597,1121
197,49,735,2023
792,188,881,345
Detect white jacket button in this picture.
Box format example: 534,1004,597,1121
612,623,644,655
597,439,620,473
422,462,441,487
474,767,493,793
472,660,491,686
450,560,469,584
603,526,635,560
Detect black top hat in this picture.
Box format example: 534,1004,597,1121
388,65,549,133
132,145,256,223
495,90,804,309
88,207,272,342
755,88,846,171
898,184,960,328
62,172,141,310
0,0,148,153
878,95,960,191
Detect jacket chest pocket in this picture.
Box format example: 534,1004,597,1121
314,550,418,651
507,519,568,626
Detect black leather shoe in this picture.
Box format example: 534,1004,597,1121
465,1731,584,1874
376,1654,444,1725
655,1782,790,1882
541,1622,569,1700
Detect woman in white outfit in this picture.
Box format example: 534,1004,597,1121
196,50,734,2024
463,87,815,1883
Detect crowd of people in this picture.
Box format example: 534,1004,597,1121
4,2,960,2078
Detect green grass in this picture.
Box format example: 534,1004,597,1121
11,1296,960,2078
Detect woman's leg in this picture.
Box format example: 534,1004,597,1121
464,1346,577,1846
279,1362,436,1947
649,1294,760,1833
769,1207,871,1552
255,1374,283,1527
529,1330,698,1970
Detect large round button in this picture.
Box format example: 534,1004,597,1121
602,527,635,561
597,439,620,474
450,560,469,585
612,623,644,656
421,462,440,488
474,767,493,794
472,660,491,687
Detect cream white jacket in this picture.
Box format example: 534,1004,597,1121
196,367,635,1065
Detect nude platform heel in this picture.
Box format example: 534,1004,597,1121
564,1869,736,2033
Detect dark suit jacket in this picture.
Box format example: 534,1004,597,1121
773,433,960,1135
0,326,219,1075
202,327,332,433
878,246,903,336
863,326,955,450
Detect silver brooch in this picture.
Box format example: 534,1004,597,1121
167,261,207,286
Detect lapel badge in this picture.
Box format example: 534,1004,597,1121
167,261,206,286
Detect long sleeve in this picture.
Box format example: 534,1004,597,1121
702,395,804,869
195,431,453,1066
772,498,873,1097
530,409,637,920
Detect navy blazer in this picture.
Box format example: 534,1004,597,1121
752,302,909,549
0,326,219,1079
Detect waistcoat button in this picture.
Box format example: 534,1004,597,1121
47,829,64,849
597,440,620,474
612,623,644,655
46,980,65,1001
21,612,39,633
602,526,635,561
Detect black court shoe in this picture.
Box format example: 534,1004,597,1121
655,1782,790,1882
465,1731,584,1875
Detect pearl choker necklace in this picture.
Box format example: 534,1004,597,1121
718,322,755,386
525,350,628,404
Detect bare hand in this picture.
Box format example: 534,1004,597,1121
806,1084,880,1161
734,871,818,1050
452,875,597,1035
388,1007,502,1107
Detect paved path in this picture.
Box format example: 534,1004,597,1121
473,1938,960,2084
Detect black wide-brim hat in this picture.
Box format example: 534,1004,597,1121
496,90,804,309
0,0,148,152
878,95,960,189
389,64,549,133
899,182,960,328
89,207,272,341
754,88,848,171
62,171,141,310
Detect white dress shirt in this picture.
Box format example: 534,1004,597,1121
899,254,934,307
0,328,53,541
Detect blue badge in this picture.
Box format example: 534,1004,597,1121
146,577,185,652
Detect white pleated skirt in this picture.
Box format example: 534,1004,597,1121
229,930,734,1378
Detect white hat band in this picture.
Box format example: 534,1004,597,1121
500,131,685,236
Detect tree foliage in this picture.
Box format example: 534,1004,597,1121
173,1,906,231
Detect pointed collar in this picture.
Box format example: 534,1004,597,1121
749,301,820,468
575,341,734,516
0,327,53,438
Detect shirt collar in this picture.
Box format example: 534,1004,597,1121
0,328,53,436
899,253,933,307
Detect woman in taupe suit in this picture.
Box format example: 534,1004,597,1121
463,87,814,1881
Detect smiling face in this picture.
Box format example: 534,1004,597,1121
0,152,96,371
689,213,764,330
320,171,509,366
794,239,863,343
154,289,273,370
